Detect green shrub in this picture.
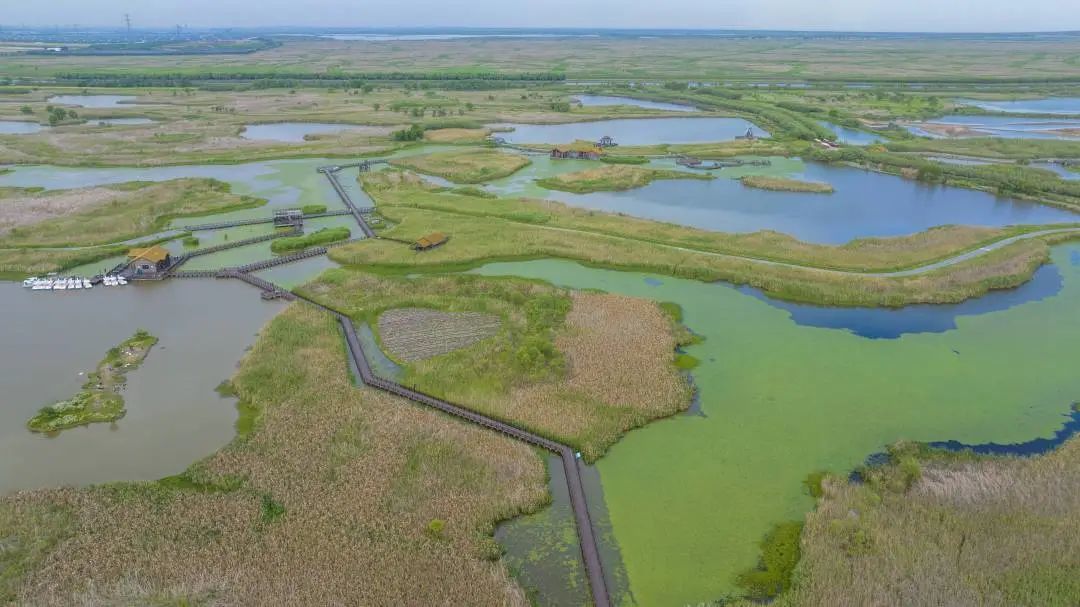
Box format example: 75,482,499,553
736,521,804,601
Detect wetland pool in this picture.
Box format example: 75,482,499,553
491,116,768,145
46,95,138,108
906,115,1080,140
477,243,1080,606
0,120,45,134
955,97,1080,115
572,94,699,112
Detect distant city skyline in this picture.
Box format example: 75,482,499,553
2,0,1078,33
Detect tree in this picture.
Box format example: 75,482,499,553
19,105,32,114
372,103,380,111
392,124,425,141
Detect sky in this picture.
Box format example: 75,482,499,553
2,0,1078,33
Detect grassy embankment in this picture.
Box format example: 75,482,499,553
536,164,712,193
269,227,351,254
300,270,692,461
26,330,157,433
390,149,531,184
0,305,552,605
0,179,265,279
740,175,834,194
335,170,1078,307
768,431,1080,607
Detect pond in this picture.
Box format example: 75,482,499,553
906,115,1080,140
538,160,1079,244
0,120,45,134
818,120,882,145
491,116,768,145
572,94,699,112
240,122,392,143
0,279,284,494
46,95,138,108
956,97,1080,115
474,242,1080,605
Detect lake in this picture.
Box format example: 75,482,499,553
475,243,1080,605
956,97,1080,115
907,115,1080,140
539,161,1079,244
492,116,768,145
240,122,392,143
0,120,45,134
46,95,138,108
573,94,699,112
0,279,284,493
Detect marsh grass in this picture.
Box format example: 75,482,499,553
740,175,834,194
0,178,264,248
536,164,712,193
301,271,691,460
777,438,1080,607
390,149,531,184
269,226,350,253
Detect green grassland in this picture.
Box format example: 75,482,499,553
740,175,834,193
269,226,351,253
536,164,712,193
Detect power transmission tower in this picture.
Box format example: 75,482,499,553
124,14,132,34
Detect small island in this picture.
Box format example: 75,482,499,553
537,165,713,194
270,226,351,253
27,330,158,433
740,175,835,193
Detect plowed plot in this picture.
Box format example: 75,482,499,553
378,308,501,362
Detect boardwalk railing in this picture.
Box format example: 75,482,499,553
182,210,358,231
320,167,377,239
234,246,328,273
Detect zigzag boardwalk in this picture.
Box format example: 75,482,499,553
319,166,377,239
177,269,612,607
234,246,329,273
183,228,300,259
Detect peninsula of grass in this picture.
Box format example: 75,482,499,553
777,435,1080,606
300,270,692,460
389,149,531,184
27,330,157,433
0,179,264,248
536,165,712,194
330,169,1080,307
740,175,835,194
270,226,350,254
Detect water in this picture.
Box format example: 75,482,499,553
0,279,284,494
740,263,1063,338
1034,162,1080,181
46,95,137,108
491,117,768,145
572,95,699,112
240,122,391,143
473,244,1080,605
540,162,1079,244
818,121,882,145
0,121,45,134
956,97,1080,115
906,115,1080,140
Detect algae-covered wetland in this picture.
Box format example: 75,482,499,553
2,26,1080,607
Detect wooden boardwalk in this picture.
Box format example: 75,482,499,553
182,209,359,231
319,166,378,239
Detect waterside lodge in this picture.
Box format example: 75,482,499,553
126,245,172,276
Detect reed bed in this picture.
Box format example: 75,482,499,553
778,437,1080,607
302,271,692,461
2,305,548,605
740,175,835,194
536,164,711,193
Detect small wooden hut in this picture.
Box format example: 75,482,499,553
126,246,172,275
274,209,304,228
551,141,604,160
412,232,449,251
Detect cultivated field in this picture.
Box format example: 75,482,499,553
378,307,502,362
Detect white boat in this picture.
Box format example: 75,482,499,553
22,277,37,288
84,279,93,289
54,279,67,290
72,278,82,289
117,276,128,285
105,276,116,286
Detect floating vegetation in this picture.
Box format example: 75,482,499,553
26,330,158,433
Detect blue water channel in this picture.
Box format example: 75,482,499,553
907,115,1080,140
573,95,699,112
955,97,1080,115
492,116,768,145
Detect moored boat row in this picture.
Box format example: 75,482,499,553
22,274,127,291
